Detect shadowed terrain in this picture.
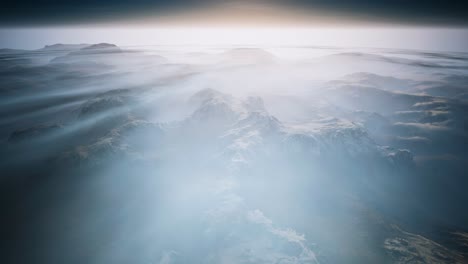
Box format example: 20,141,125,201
1,44,468,264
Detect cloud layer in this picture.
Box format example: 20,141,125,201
1,43,468,263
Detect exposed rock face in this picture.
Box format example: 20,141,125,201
81,43,118,50
384,227,464,264
78,89,132,118
40,44,90,51
48,43,122,63
380,147,414,166
337,72,416,92
58,120,164,166
35,88,414,170
2,44,468,264
184,89,414,171
70,43,120,54
187,89,268,128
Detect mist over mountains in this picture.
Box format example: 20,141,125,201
1,43,468,263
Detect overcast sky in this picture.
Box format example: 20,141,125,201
0,0,467,51
1,0,468,26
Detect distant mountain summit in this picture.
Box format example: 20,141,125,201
49,43,122,63
40,43,90,51
66,43,121,55
81,43,118,50
40,43,118,52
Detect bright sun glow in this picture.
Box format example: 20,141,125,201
1,27,468,51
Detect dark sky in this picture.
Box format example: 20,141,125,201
1,0,467,26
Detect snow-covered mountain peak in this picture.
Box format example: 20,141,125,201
189,89,268,124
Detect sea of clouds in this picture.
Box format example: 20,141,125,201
1,43,468,263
